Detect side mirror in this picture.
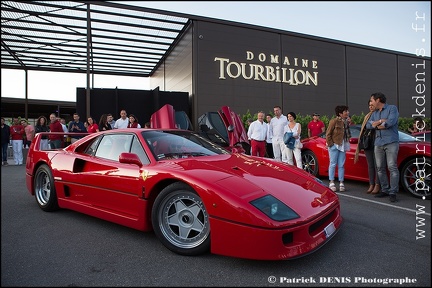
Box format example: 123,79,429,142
119,152,143,167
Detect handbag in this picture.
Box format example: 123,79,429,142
283,132,295,149
360,129,375,150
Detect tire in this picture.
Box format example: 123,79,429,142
151,182,210,256
302,150,319,176
34,164,59,211
400,157,431,199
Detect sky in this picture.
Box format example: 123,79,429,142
1,1,430,102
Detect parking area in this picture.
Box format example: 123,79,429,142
1,163,430,287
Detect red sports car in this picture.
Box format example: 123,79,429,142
25,129,342,260
301,125,431,199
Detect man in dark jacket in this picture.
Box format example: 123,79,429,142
1,117,11,165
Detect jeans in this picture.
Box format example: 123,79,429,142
364,148,378,185
328,145,346,182
374,142,399,195
49,139,62,149
1,142,8,162
11,139,23,165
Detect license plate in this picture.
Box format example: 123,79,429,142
324,222,336,238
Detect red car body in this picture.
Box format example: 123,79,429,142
25,129,342,260
301,125,431,199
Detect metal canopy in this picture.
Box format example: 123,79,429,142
1,1,191,77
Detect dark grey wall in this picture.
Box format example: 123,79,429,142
151,20,430,123
279,34,346,116
195,21,282,119
346,47,398,114
194,21,430,119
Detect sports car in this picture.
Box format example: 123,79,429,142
25,129,342,260
301,125,431,199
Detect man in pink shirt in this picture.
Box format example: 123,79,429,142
21,119,35,149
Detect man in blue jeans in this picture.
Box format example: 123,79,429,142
367,92,400,202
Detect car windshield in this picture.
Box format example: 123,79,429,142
398,130,421,142
142,130,230,160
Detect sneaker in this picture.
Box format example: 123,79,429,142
3,161,8,166
374,192,389,198
389,194,398,202
339,183,345,192
329,182,337,192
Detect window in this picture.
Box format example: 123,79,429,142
94,134,150,164
131,136,150,165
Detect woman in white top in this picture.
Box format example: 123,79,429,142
283,112,303,169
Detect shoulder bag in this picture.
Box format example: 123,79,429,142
360,129,375,150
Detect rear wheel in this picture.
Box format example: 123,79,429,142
302,150,319,176
34,164,59,211
400,157,431,199
152,182,210,256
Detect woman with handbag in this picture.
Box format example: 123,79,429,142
354,100,379,194
283,112,302,169
326,105,351,192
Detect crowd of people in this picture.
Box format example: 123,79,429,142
0,95,407,203
1,109,149,166
246,92,401,203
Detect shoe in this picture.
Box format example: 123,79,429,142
374,192,389,198
367,184,374,193
339,183,345,192
3,161,8,166
371,184,380,194
389,194,398,202
329,182,336,192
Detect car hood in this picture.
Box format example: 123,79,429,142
157,153,338,226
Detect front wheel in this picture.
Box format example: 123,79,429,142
400,157,431,199
302,150,319,176
151,182,210,256
34,164,59,211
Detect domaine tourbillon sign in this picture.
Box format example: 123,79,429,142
214,51,319,86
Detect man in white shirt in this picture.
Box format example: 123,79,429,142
269,105,288,162
247,111,267,157
114,110,128,129
59,118,69,147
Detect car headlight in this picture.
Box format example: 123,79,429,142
250,195,300,221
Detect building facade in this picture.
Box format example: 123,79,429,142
150,20,430,125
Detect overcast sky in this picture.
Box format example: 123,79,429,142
1,1,430,102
